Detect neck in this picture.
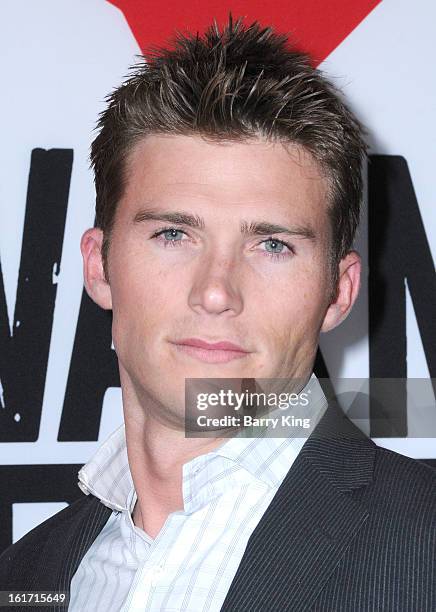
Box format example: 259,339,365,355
121,373,227,538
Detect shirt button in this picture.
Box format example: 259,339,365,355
150,564,165,587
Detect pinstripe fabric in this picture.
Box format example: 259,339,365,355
310,448,436,612
220,404,436,612
68,375,327,611
57,497,111,612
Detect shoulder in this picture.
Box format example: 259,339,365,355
363,444,436,525
373,444,436,494
0,493,104,587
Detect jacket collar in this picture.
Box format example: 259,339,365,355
220,399,376,611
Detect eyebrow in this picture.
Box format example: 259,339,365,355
133,208,316,240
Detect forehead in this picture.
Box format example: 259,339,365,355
121,134,329,222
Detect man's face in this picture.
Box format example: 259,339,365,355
86,134,354,426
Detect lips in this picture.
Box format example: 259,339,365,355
175,338,248,351
171,337,250,364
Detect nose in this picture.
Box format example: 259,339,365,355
188,251,244,316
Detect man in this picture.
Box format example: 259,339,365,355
1,15,434,612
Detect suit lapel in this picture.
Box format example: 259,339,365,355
221,401,376,611
55,495,112,611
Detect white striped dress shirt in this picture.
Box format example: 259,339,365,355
69,374,327,611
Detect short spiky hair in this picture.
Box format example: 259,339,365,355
90,15,366,291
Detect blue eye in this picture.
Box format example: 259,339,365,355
161,228,184,241
151,227,187,247
261,237,294,260
264,238,285,253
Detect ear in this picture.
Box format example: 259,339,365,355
321,250,361,333
80,228,112,310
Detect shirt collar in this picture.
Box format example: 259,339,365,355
77,424,133,511
77,373,327,512
210,373,327,487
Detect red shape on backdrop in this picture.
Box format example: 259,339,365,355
108,0,380,66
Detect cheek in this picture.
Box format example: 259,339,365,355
259,269,328,342
111,239,170,304
109,250,190,348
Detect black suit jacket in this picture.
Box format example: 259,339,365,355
1,401,435,611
